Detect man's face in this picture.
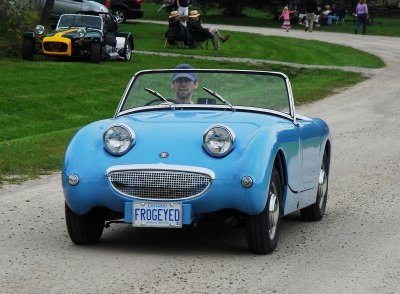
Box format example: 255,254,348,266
171,77,198,103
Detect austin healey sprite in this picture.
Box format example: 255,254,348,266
62,67,331,254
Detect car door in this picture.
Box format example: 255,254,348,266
298,119,322,191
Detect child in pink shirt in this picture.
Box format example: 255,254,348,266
280,7,296,32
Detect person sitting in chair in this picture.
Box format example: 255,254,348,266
186,10,230,50
165,10,194,48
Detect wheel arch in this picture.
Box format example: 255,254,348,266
324,139,331,175
273,149,287,213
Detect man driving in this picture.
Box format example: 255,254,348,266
171,64,198,104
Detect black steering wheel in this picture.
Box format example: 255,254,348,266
144,98,176,106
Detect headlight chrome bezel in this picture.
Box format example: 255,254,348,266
203,124,235,157
35,25,45,35
103,124,135,156
77,27,86,38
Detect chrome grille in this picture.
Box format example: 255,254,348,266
108,170,212,200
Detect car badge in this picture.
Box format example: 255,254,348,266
159,152,169,158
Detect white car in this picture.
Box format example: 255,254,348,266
50,0,108,19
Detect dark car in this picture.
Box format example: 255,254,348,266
95,0,143,23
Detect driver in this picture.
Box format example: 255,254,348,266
171,64,198,104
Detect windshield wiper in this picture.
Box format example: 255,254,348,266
202,87,234,111
144,87,175,110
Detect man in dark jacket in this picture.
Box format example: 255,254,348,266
186,10,230,50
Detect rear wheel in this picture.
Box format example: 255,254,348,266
90,42,102,63
246,167,282,254
22,38,34,60
113,8,127,23
65,202,105,245
300,151,329,221
122,39,131,61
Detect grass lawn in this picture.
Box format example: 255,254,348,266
120,23,384,68
142,3,400,37
0,55,366,184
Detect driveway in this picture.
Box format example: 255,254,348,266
1,26,400,293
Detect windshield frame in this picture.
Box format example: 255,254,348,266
115,69,297,124
56,14,103,33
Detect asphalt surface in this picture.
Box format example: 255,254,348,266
1,25,400,293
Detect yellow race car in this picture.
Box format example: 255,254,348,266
22,12,133,63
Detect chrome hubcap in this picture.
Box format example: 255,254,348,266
268,192,279,239
318,168,327,209
125,44,131,60
113,11,123,23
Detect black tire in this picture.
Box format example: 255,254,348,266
112,8,127,24
90,42,102,63
65,202,105,245
300,151,329,221
246,167,282,254
22,38,34,60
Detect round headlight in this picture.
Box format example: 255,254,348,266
77,28,86,38
35,25,45,35
104,124,135,156
203,125,235,157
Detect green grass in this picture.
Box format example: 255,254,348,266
0,55,365,183
120,22,384,68
142,2,400,37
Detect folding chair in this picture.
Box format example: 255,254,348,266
164,19,188,49
187,30,210,50
336,9,347,25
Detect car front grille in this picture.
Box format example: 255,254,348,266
108,170,212,200
43,42,68,52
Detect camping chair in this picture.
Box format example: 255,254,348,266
164,19,188,49
187,29,210,50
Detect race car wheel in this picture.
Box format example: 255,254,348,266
90,42,102,63
123,39,131,61
246,167,282,254
65,202,105,245
113,8,127,24
300,150,329,221
22,38,34,60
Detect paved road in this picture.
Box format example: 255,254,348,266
1,26,400,293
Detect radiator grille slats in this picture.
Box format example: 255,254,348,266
108,170,212,200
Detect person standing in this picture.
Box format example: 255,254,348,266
177,0,189,19
279,6,296,32
303,0,317,32
355,0,369,34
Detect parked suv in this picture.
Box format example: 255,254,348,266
51,0,109,19
96,0,143,23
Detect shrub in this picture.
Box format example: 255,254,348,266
0,0,39,57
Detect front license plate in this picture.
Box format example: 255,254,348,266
132,202,182,228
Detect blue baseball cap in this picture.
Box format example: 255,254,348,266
172,64,197,81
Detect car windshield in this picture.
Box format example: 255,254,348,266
119,70,293,116
57,14,102,30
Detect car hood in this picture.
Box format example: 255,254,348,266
45,29,100,39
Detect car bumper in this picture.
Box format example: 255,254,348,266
63,163,270,223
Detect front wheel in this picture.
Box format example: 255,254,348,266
300,151,329,221
22,38,34,60
65,202,105,245
246,167,282,254
90,42,102,63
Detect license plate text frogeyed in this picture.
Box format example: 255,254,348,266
132,202,182,228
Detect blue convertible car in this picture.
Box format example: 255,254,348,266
63,66,331,254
